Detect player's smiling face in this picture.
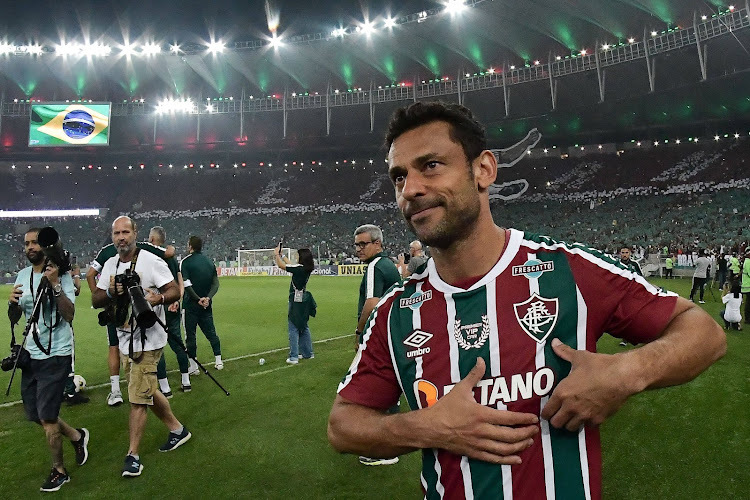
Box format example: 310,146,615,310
387,121,482,250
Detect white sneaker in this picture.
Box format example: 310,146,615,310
107,391,123,406
188,360,200,376
286,358,299,365
698,300,706,304
215,361,224,370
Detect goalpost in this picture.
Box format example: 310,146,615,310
237,247,295,272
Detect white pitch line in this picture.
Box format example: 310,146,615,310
0,334,353,409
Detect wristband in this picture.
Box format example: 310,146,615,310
106,288,113,299
160,294,165,305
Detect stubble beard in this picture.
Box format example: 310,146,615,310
404,194,481,251
26,250,44,266
117,241,134,258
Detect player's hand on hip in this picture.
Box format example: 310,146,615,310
541,338,634,432
425,357,538,465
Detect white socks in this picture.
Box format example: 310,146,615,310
181,373,190,386
215,355,222,364
158,378,171,393
110,375,120,394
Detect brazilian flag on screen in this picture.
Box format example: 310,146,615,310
29,103,111,147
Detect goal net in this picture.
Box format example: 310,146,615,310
237,247,295,272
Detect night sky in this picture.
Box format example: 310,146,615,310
1,0,438,40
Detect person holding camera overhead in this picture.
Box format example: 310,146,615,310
8,227,89,492
274,244,317,364
91,216,191,478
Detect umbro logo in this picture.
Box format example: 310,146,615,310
404,330,432,358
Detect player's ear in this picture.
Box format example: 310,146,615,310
474,150,497,191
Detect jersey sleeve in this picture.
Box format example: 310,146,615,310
138,242,166,260
338,297,402,410
152,257,175,289
166,257,180,280
181,258,191,287
372,267,388,298
91,246,110,272
568,251,677,345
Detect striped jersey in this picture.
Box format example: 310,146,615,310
338,229,677,500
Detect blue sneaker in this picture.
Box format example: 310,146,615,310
122,455,143,477
160,427,192,452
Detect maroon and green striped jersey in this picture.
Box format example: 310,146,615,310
338,229,677,500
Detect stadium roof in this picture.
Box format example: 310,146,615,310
1,0,745,99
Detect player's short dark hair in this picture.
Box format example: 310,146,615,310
298,248,314,273
189,236,203,252
385,101,486,163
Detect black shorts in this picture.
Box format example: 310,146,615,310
21,355,71,423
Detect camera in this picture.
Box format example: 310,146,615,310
37,226,71,274
1,344,29,372
116,270,158,329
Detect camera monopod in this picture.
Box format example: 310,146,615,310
153,316,230,396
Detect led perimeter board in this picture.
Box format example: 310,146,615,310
29,102,111,147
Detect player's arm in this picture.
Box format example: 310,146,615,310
328,358,539,464
85,265,100,293
356,298,380,333
541,297,726,431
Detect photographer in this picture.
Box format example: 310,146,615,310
274,245,316,364
91,216,191,478
397,240,428,278
87,238,174,407
8,228,89,492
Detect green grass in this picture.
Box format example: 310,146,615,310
0,276,745,499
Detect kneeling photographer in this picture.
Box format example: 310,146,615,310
91,216,191,478
6,227,89,492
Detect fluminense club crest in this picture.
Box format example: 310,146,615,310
453,315,491,350
513,294,559,344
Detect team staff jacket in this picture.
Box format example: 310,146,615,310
358,251,401,319
338,229,677,500
180,251,218,312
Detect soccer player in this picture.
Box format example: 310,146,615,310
618,245,642,276
353,224,402,466
327,101,726,499
181,236,223,373
87,234,175,406
148,226,192,394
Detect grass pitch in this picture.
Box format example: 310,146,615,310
0,276,745,499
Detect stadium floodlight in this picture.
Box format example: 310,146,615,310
556,55,561,60
735,133,740,139
83,43,111,57
714,135,720,141
269,35,283,48
206,104,215,112
602,43,610,50
142,43,161,55
580,49,587,56
534,60,540,65
169,44,181,53
628,37,636,44
543,149,548,153
729,5,735,11
22,44,43,55
384,17,396,29
651,31,658,37
208,40,225,54
357,21,376,36
701,15,708,20
675,139,681,144
488,67,495,74
445,0,467,15
509,65,516,70
331,27,347,38
120,43,137,56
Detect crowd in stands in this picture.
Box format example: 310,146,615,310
1,140,748,275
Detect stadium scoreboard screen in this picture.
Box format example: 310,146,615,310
29,102,111,147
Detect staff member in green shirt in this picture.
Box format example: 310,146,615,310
353,224,401,466
181,236,223,373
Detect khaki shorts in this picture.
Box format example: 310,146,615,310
121,349,163,405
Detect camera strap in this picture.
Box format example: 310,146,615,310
119,250,146,362
30,269,57,356
291,270,311,303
